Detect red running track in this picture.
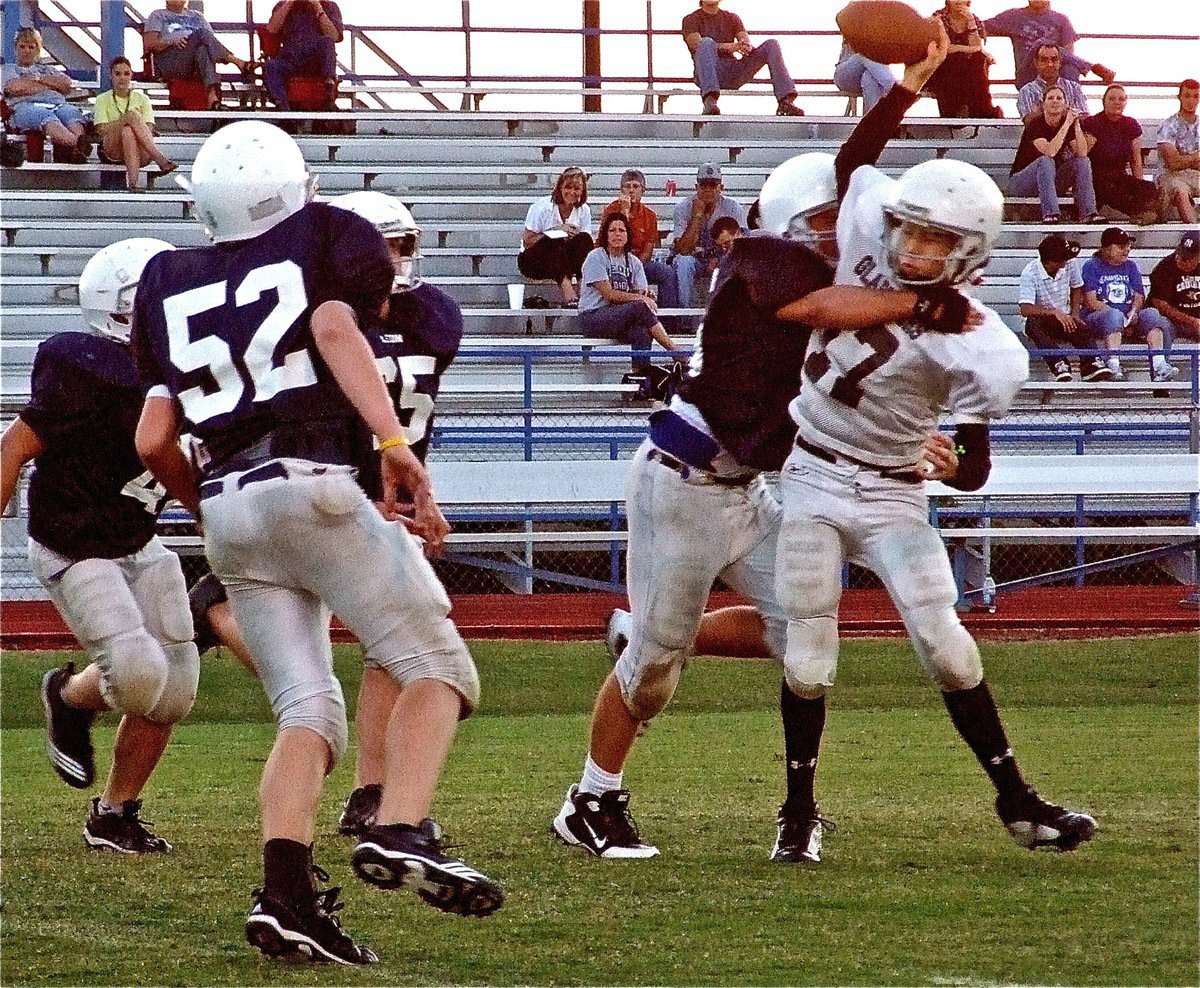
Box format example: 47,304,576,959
2,586,1196,650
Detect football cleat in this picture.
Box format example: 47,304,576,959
42,663,96,789
605,608,631,665
351,818,504,917
84,798,172,854
337,784,382,838
246,867,377,966
770,803,835,863
552,784,660,859
995,788,1096,852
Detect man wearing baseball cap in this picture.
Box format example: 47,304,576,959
1019,233,1110,381
1081,227,1178,382
670,162,747,327
1148,231,1200,343
602,168,681,330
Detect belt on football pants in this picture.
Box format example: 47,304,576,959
794,434,923,485
198,460,290,501
647,447,755,487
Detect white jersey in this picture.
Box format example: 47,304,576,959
788,165,1029,468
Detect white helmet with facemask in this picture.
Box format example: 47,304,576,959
758,152,838,253
881,158,1002,287
329,190,423,291
78,237,175,342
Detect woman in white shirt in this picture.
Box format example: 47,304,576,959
578,212,676,376
517,166,595,305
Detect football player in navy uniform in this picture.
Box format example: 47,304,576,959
132,121,501,967
551,33,975,862
773,82,1097,856
0,238,199,855
185,189,466,840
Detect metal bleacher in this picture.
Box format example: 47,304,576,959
2,18,1198,598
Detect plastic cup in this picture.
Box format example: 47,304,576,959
507,283,525,309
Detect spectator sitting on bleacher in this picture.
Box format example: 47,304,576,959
2,27,91,162
1016,44,1087,124
94,56,177,193
264,0,343,112
705,216,742,279
984,1,1114,91
1082,85,1159,226
1008,85,1104,224
601,168,681,331
670,162,746,323
578,212,676,390
518,166,594,307
1148,231,1200,344
1082,227,1178,383
833,40,896,116
1018,233,1111,382
924,0,1001,119
1156,79,1199,224
681,0,803,117
143,0,257,111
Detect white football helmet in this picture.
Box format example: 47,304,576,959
79,237,175,342
177,120,315,243
329,190,422,291
757,152,838,254
881,158,1003,287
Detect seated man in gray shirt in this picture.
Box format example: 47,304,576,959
143,0,256,110
670,162,747,326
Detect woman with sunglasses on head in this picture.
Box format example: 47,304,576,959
578,212,676,389
517,166,595,306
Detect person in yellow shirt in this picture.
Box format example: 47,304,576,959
93,56,176,192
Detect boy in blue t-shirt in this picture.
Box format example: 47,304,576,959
1081,227,1178,382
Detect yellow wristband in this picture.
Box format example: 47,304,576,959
378,436,408,452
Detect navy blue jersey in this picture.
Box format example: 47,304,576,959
355,282,463,500
20,332,164,560
131,202,393,475
677,235,833,471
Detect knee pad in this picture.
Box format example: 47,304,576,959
782,616,838,699
907,607,983,691
381,642,481,720
97,629,168,717
276,686,349,768
146,640,200,725
188,573,228,655
620,646,687,722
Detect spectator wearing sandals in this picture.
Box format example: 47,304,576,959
143,0,257,111
1018,233,1111,382
518,166,595,306
925,1,1001,119
681,0,804,117
1148,231,1200,344
1008,84,1104,224
2,28,91,161
984,2,1114,91
833,41,896,116
1156,79,1199,225
1015,44,1087,124
601,169,681,331
1081,85,1158,225
671,163,746,320
94,57,177,193
578,212,676,380
264,0,343,112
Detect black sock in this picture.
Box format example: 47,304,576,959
780,681,826,811
942,681,1026,799
263,838,315,901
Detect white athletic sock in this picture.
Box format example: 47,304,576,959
1152,355,1170,373
1107,356,1122,371
580,755,622,796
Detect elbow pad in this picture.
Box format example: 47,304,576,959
943,423,991,491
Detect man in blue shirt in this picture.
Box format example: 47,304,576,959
984,1,1114,90
264,0,343,111
670,162,746,325
1081,227,1178,382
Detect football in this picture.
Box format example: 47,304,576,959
836,1,940,65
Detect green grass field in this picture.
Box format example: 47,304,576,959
1,635,1196,986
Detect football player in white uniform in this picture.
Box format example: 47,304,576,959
775,153,1097,858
